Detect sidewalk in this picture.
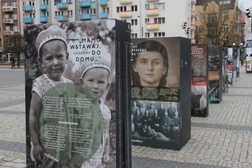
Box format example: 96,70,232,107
0,65,251,168
132,66,252,168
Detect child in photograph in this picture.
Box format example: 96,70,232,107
29,25,74,167
79,58,111,167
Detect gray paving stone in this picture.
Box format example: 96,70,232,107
1,66,252,167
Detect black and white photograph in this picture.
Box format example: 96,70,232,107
24,20,131,168
131,100,180,148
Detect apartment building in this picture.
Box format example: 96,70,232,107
0,0,21,62
19,0,193,38
195,0,244,46
0,0,196,62
19,0,110,25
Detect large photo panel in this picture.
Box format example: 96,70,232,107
24,20,128,168
131,38,181,149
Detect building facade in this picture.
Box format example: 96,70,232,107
19,0,192,39
0,0,196,63
111,0,192,39
194,0,245,46
0,0,21,62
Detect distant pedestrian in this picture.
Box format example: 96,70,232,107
13,57,15,69
10,56,15,69
240,55,244,66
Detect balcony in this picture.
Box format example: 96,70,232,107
146,8,159,16
57,3,68,9
146,23,159,31
80,14,91,20
119,11,133,18
6,43,14,47
146,0,159,2
40,16,48,23
57,15,69,22
3,18,14,24
191,10,196,17
2,7,13,12
191,38,196,44
3,30,14,35
190,24,196,31
100,12,108,19
24,17,33,24
120,0,132,4
22,5,33,12
79,1,91,8
40,4,48,10
100,0,108,6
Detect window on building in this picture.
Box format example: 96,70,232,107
224,11,228,20
87,8,96,15
54,0,61,5
145,33,150,38
42,12,49,17
116,6,127,13
235,26,239,33
68,10,73,16
13,26,18,32
12,2,17,8
131,5,137,12
5,26,10,31
55,11,63,16
199,25,202,32
223,37,227,43
22,1,25,6
208,38,216,45
154,17,165,24
42,0,49,5
3,3,10,7
29,1,35,6
199,14,203,21
131,33,137,39
154,32,165,37
223,24,228,32
145,4,150,9
131,19,137,25
208,13,217,23
4,14,10,19
219,0,231,5
12,14,18,20
67,0,72,4
145,18,149,23
208,27,217,35
236,12,240,23
102,7,109,13
154,3,165,10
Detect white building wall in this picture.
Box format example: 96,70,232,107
110,0,190,38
